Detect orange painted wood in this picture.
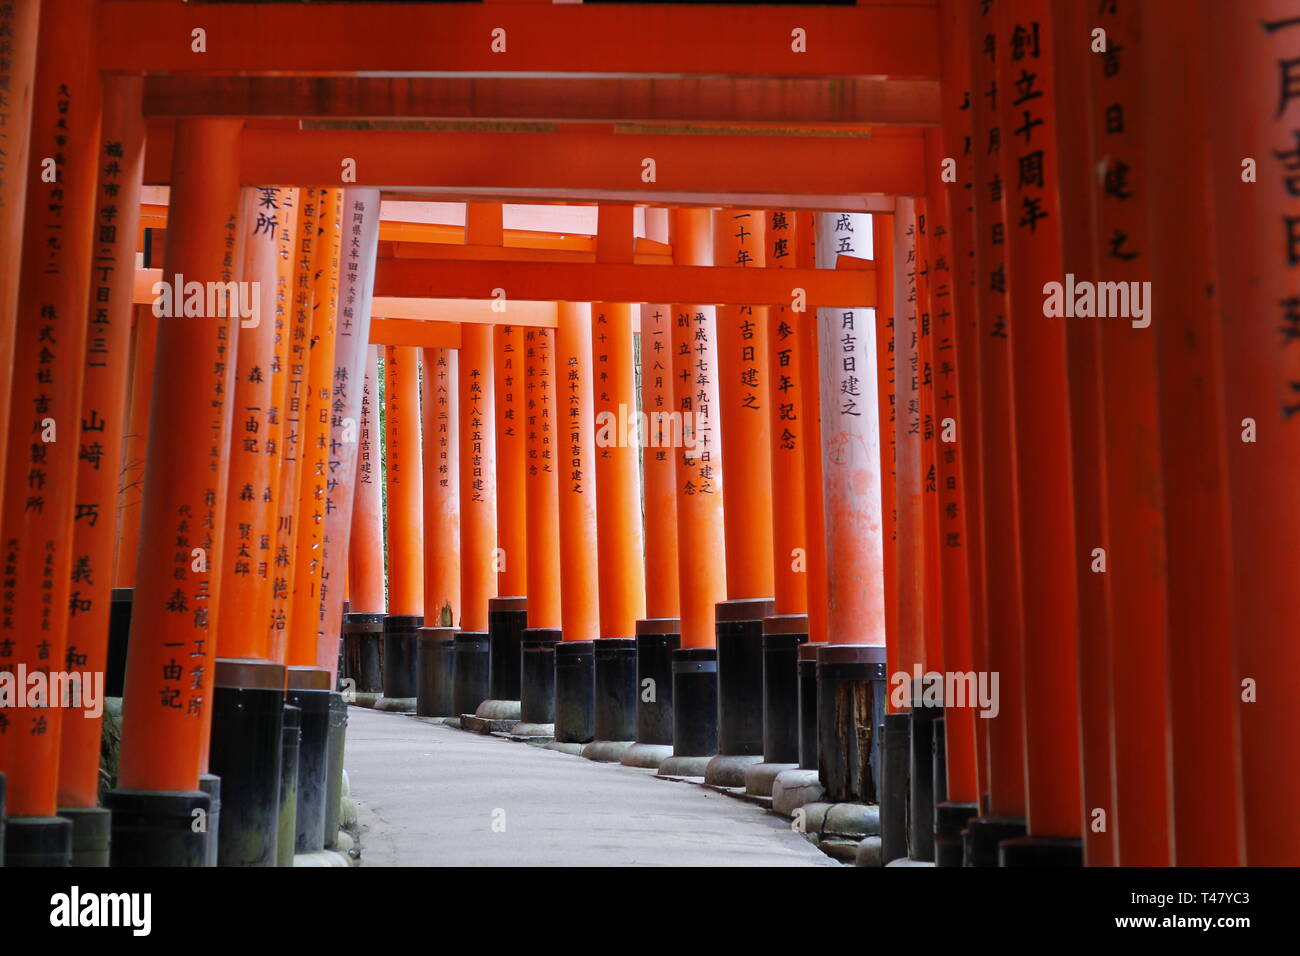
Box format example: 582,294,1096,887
871,215,902,703
458,324,499,633
0,0,40,502
669,210,727,648
714,210,775,602
370,318,462,350
287,189,344,665
349,346,387,616
383,345,425,618
1204,0,1300,866
58,73,145,809
913,197,945,673
994,0,1082,839
1144,0,1243,867
555,303,600,641
494,324,528,598
639,304,681,621
116,118,243,792
765,211,808,617
421,347,460,627
524,326,562,630
968,1,1026,821
113,305,156,588
593,303,646,637
0,0,101,813
99,2,942,78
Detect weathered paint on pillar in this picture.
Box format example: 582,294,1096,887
994,0,1082,839
113,305,157,587
318,188,382,672
1145,0,1243,867
593,303,646,637
421,347,459,626
458,323,498,633
892,202,927,675
713,210,775,601
871,215,902,702
0,0,101,814
555,302,600,641
0,0,41,499
639,304,680,621
58,72,144,809
765,211,808,616
493,325,527,597
269,190,322,662
795,212,830,646
216,186,284,663
117,117,243,792
1084,0,1171,866
349,345,385,614
524,327,561,629
1204,0,1300,866
815,212,884,646
287,188,343,667
969,0,1027,822
669,208,726,648
383,344,424,618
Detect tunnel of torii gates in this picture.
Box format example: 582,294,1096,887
0,0,1293,871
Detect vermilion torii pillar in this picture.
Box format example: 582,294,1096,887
113,305,158,587
286,187,342,857
621,302,682,768
585,300,646,760
0,0,100,867
1206,0,1300,867
56,72,144,868
961,0,1029,866
1146,0,1243,866
452,323,498,720
379,344,424,709
746,209,810,796
344,345,386,700
515,325,563,737
812,212,891,814
707,208,775,787
209,184,292,868
549,301,600,751
993,0,1083,866
0,0,41,499
109,117,243,867
660,208,727,777
415,346,459,719
482,323,528,714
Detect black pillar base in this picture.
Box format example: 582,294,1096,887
518,629,561,732
106,790,208,867
286,667,331,855
631,620,680,745
963,816,1027,867
4,815,73,867
323,691,347,849
416,626,458,717
105,587,133,698
488,596,528,702
999,835,1084,867
816,644,888,804
209,659,285,867
880,711,911,864
452,631,491,718
342,611,386,696
796,642,826,771
198,773,221,867
278,704,301,867
584,638,636,759
381,614,423,703
552,640,595,744
714,598,774,757
666,647,718,762
908,683,942,862
761,615,808,765
59,805,112,867
934,801,978,868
